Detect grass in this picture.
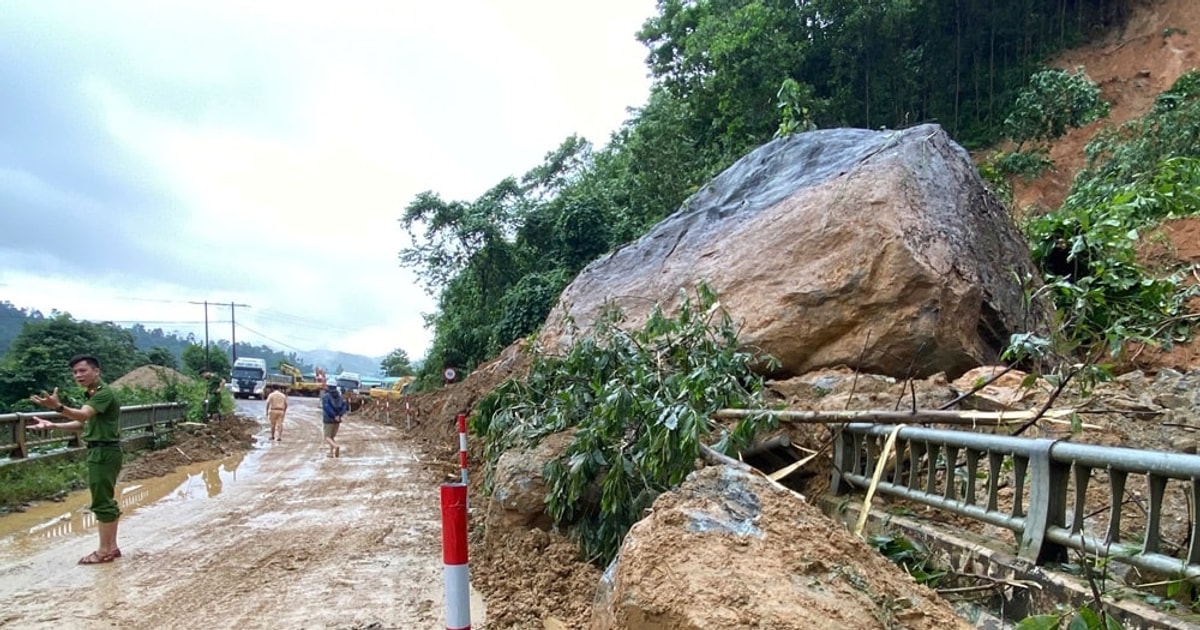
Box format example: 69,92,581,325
0,456,87,513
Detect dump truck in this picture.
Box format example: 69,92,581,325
265,373,294,391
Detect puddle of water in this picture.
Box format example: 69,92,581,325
0,452,248,548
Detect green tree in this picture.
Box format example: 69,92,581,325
0,314,147,411
146,346,178,369
474,285,778,564
1004,67,1110,150
380,348,416,377
181,343,232,377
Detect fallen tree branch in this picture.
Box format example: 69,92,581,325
938,364,1017,410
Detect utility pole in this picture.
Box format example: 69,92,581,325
229,302,250,362
188,300,211,371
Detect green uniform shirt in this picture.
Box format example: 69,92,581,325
207,374,223,394
81,381,121,442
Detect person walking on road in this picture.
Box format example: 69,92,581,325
265,385,288,441
27,354,125,565
320,381,349,457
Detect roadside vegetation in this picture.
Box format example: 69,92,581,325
474,284,777,564
0,457,87,514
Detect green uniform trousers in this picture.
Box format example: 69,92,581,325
86,446,123,523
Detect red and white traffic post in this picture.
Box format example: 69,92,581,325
441,483,470,630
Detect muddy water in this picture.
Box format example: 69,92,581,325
0,397,486,629
0,453,250,553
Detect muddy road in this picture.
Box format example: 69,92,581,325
0,397,484,629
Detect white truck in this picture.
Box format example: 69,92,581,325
230,357,268,399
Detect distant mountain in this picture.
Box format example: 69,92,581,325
0,302,379,376
297,349,382,377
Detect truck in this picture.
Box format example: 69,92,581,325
334,372,367,411
264,372,294,391
230,357,268,400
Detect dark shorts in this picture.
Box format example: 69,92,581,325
86,446,123,523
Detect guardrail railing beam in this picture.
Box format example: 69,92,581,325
833,422,1200,584
0,403,187,460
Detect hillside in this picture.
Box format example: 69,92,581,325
1014,0,1200,368
1014,0,1200,212
394,2,1200,627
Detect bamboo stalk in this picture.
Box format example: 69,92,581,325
698,443,807,502
767,451,821,482
854,424,904,538
713,407,1093,428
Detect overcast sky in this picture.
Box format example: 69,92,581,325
0,0,656,360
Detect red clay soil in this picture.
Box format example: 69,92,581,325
1012,0,1200,214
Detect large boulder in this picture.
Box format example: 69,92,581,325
542,124,1042,379
491,431,575,529
591,466,970,630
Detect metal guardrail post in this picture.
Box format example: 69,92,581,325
831,428,856,495
13,412,27,459
1019,440,1069,563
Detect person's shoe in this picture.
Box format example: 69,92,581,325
79,550,118,565
334,445,340,458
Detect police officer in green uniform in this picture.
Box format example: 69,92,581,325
202,370,225,420
28,354,124,565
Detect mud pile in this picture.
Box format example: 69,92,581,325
111,365,192,389
121,415,258,481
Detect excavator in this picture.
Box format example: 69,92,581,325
369,376,416,401
279,363,324,397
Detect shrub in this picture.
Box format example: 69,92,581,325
473,283,778,564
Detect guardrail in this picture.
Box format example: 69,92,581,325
0,403,188,459
833,423,1200,581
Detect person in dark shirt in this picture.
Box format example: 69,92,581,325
28,354,124,564
320,381,349,457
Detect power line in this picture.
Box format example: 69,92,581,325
235,322,307,353
252,309,358,332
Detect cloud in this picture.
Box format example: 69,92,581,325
0,0,655,361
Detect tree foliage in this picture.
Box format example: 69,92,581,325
181,343,232,378
0,313,146,412
379,347,416,377
1022,71,1200,356
473,285,778,564
1004,67,1110,150
398,0,1137,386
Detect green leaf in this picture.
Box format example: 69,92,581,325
1014,615,1061,630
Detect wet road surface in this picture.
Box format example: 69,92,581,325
0,397,483,629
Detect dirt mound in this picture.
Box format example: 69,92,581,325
121,415,259,481
111,365,192,389
594,467,969,630
473,512,602,629
372,340,532,468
